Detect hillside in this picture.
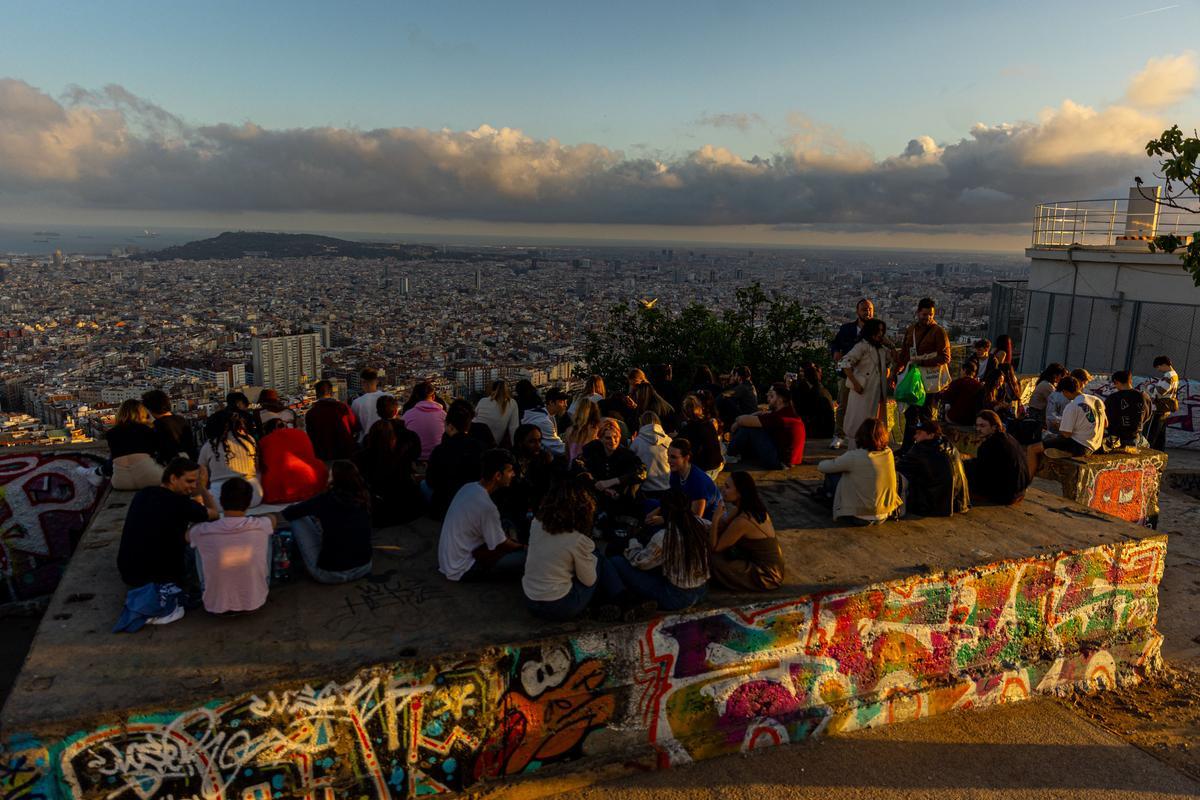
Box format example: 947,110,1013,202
130,231,429,261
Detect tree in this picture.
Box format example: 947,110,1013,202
583,283,834,393
1138,125,1200,285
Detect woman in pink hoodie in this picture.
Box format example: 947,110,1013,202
402,381,447,460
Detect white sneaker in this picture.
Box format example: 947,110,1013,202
148,606,185,626
830,437,845,450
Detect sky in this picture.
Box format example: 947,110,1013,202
1,0,1199,251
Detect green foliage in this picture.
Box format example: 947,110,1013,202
583,282,834,392
1142,126,1200,285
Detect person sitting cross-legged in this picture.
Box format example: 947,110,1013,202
522,480,624,621
439,449,527,582
966,410,1031,506
895,419,970,517
188,477,278,614
117,458,219,588
573,417,647,533
815,418,902,526
708,471,785,592
278,460,373,584
612,489,710,612
1027,375,1106,476
645,438,721,527
727,382,806,470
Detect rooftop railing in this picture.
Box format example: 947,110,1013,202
1032,195,1200,249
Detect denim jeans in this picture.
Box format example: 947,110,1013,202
290,515,372,584
610,555,706,611
461,549,527,582
729,426,783,469
525,552,624,621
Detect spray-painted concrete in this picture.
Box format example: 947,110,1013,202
0,451,107,605
0,472,1166,799
1037,449,1167,528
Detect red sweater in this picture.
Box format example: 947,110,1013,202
260,428,329,504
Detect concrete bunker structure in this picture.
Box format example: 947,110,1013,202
0,454,1167,799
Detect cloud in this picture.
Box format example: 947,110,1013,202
0,53,1195,229
1124,51,1198,110
696,112,764,132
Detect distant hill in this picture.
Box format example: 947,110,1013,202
130,231,432,261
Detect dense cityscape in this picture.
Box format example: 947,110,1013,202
0,232,1025,446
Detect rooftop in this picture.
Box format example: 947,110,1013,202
0,445,1162,740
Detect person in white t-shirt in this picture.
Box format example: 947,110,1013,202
350,368,386,443
438,449,525,581
1027,376,1106,475
1145,355,1180,450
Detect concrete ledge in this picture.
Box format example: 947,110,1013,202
0,525,1166,798
1037,449,1167,528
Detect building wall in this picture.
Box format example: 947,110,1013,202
2,536,1165,799
251,334,322,395
0,451,108,604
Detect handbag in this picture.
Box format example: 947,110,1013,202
910,330,951,394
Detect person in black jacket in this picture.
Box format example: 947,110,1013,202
967,410,1031,505
573,417,647,530
1105,370,1151,449
142,389,198,463
896,419,969,517
678,394,724,478
425,401,486,518
493,423,562,540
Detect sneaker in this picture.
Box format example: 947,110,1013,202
830,437,845,450
147,605,185,626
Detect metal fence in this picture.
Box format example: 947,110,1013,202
990,281,1199,379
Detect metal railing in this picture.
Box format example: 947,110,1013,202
1032,196,1200,248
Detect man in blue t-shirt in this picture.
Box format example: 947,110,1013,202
646,437,720,525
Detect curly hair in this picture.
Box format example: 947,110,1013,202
538,479,596,535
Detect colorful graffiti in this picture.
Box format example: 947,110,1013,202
1,537,1165,799
0,452,107,604
1037,450,1167,527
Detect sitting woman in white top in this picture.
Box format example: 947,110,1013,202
475,380,520,448
522,480,624,621
199,413,263,509
815,418,902,525
611,489,709,611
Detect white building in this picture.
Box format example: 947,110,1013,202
251,333,322,395
995,187,1200,377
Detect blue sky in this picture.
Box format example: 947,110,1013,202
1,1,1198,249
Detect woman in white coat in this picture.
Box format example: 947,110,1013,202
838,319,893,450
475,380,520,448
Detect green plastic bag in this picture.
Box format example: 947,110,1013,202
895,366,927,406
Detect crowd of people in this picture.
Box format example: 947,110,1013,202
108,317,1181,626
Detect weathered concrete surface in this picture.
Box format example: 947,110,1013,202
0,441,1169,800
1036,448,1167,528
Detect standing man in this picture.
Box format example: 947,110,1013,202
895,297,951,455
1145,355,1179,451
829,298,874,449
350,368,386,443
305,380,358,461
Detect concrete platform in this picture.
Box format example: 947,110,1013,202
1037,448,1168,528
0,456,1168,800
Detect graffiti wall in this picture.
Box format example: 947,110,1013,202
0,452,107,605
1037,450,1167,527
2,536,1165,799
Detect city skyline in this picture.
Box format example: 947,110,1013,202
1,2,1198,250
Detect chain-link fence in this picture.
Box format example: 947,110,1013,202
989,281,1198,379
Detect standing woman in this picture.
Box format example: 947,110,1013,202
709,471,785,591
106,399,162,490
838,319,892,450
475,380,520,448
611,489,709,611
